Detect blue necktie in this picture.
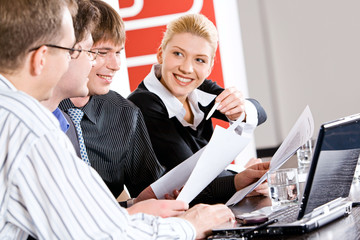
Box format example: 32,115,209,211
67,108,91,165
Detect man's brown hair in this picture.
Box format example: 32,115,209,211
90,0,126,46
74,0,100,43
0,0,78,74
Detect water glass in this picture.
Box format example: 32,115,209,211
297,139,313,169
268,168,300,207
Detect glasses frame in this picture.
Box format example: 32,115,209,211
29,44,99,61
95,50,122,59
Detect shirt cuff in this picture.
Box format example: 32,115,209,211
163,217,197,240
229,100,258,137
244,100,258,126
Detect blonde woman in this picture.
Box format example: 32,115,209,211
128,14,268,203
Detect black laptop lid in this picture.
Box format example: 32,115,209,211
298,113,360,219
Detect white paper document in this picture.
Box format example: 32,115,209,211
151,117,251,203
226,106,315,206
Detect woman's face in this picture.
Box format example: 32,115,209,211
157,32,213,103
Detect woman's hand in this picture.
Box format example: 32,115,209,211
216,87,246,121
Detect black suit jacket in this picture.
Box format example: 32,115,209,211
128,79,267,173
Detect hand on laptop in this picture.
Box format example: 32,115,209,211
127,198,189,217
179,203,235,239
234,161,270,193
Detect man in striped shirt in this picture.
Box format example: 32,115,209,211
0,0,234,239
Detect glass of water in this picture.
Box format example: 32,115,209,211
297,139,313,169
268,168,300,208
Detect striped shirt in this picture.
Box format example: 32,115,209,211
0,74,195,239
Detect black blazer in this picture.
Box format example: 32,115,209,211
128,79,267,173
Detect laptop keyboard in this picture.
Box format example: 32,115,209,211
268,204,299,223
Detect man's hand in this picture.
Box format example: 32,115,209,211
164,188,181,200
244,157,262,168
127,199,189,218
234,161,270,192
246,181,269,197
179,204,234,239
216,87,246,121
134,186,156,203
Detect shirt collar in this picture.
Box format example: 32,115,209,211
60,98,97,124
0,74,62,130
0,74,19,91
188,90,216,127
82,97,97,124
144,64,183,118
52,108,70,133
144,64,216,129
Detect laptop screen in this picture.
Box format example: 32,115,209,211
299,114,360,218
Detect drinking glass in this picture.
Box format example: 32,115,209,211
268,168,300,207
297,139,313,169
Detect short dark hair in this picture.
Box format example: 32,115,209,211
90,0,126,46
74,0,100,43
0,0,78,74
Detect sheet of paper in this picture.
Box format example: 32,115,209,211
269,106,314,170
177,126,250,203
151,148,205,199
151,119,251,203
226,106,315,206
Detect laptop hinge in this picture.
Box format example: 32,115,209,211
307,197,346,218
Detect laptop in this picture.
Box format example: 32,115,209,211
211,113,360,238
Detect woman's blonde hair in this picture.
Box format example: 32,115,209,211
160,13,218,59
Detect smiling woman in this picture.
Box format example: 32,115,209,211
158,32,213,106
128,13,268,204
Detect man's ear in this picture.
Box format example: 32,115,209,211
30,46,48,76
156,47,163,64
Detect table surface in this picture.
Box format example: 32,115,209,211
210,155,360,240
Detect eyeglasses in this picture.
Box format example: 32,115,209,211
96,50,121,59
29,44,99,61
73,45,99,61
